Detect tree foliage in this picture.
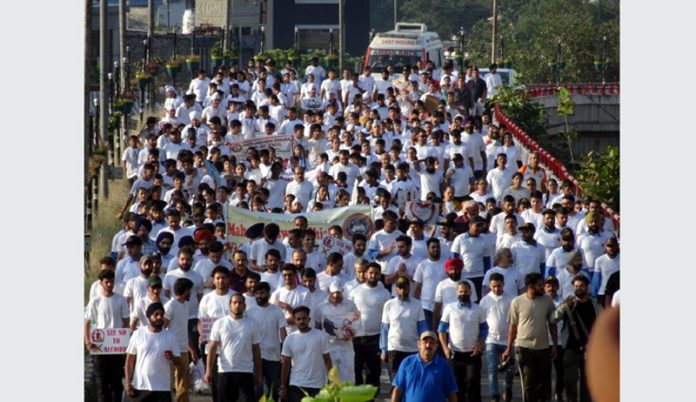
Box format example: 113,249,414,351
576,146,620,212
370,0,619,84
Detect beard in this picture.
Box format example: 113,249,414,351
457,294,470,304
574,289,587,298
448,272,462,281
255,296,270,305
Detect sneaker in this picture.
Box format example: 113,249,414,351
490,394,500,402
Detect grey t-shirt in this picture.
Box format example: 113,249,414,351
508,293,555,349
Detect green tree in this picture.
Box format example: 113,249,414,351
576,146,620,212
556,87,577,165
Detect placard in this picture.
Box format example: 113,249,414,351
89,328,131,355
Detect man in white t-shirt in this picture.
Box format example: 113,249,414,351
413,238,447,329
484,63,504,99
125,302,181,401
511,223,546,277
317,280,359,383
450,216,492,298
380,277,428,379
280,306,332,402
164,277,197,402
84,270,130,402
204,294,262,402
432,258,479,330
482,248,525,297
247,281,287,401
478,272,515,402
271,264,311,334
384,236,420,297
367,210,404,270
348,262,391,389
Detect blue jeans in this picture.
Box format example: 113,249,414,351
486,343,514,397
423,309,434,330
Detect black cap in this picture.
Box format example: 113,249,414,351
123,235,143,247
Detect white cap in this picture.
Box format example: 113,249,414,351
165,85,176,93
166,104,176,111
211,93,222,101
328,279,344,293
189,111,201,120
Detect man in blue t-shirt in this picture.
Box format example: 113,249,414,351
391,331,458,402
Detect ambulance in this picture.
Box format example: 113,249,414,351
364,22,444,78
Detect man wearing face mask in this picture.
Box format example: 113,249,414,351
437,280,487,402
433,258,479,329
550,276,601,402
545,229,584,279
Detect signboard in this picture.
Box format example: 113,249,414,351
89,328,131,355
228,135,294,161
320,236,353,257
370,49,420,56
225,206,374,254
199,317,218,343
321,312,362,341
195,0,226,27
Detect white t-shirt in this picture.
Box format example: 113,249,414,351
593,253,620,296
126,327,180,391
271,286,311,333
281,328,330,388
486,168,514,202
348,283,391,336
85,293,129,328
510,240,546,277
318,300,359,350
132,295,170,328
285,180,314,209
534,227,561,259
163,269,204,318
434,277,479,307
317,271,348,293
164,298,191,350
385,255,420,297
482,267,524,297
546,247,585,277
381,298,425,352
450,233,490,278
367,229,405,265
413,258,447,311
123,276,149,309
577,231,613,269
193,258,233,294
440,302,486,352
210,315,260,373
478,293,514,346
461,132,486,170
247,304,287,361
250,238,287,268
264,178,289,211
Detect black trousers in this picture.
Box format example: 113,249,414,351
289,386,320,402
387,350,416,380
563,348,590,402
353,335,382,388
450,351,482,402
552,346,565,397
516,347,552,402
218,372,256,402
94,354,124,402
469,277,483,303
131,390,172,402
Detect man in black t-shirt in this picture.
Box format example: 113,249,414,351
466,67,488,117
551,275,602,402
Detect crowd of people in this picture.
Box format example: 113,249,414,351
85,55,620,402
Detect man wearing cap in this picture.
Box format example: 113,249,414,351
115,235,143,295
317,279,360,383
511,223,546,277
164,85,183,111
202,92,226,126
433,258,479,330
391,330,458,402
124,254,155,311
438,280,487,402
380,277,429,379
545,229,585,279
85,269,130,402
125,302,181,402
130,275,169,331
450,215,491,298
502,272,558,402
182,111,209,147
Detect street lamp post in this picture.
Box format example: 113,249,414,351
260,26,265,54
595,35,609,84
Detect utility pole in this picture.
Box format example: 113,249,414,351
491,0,497,64
148,0,155,38
99,0,110,199
338,0,344,72
85,0,91,186
119,0,126,89
393,0,397,28
225,0,233,52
